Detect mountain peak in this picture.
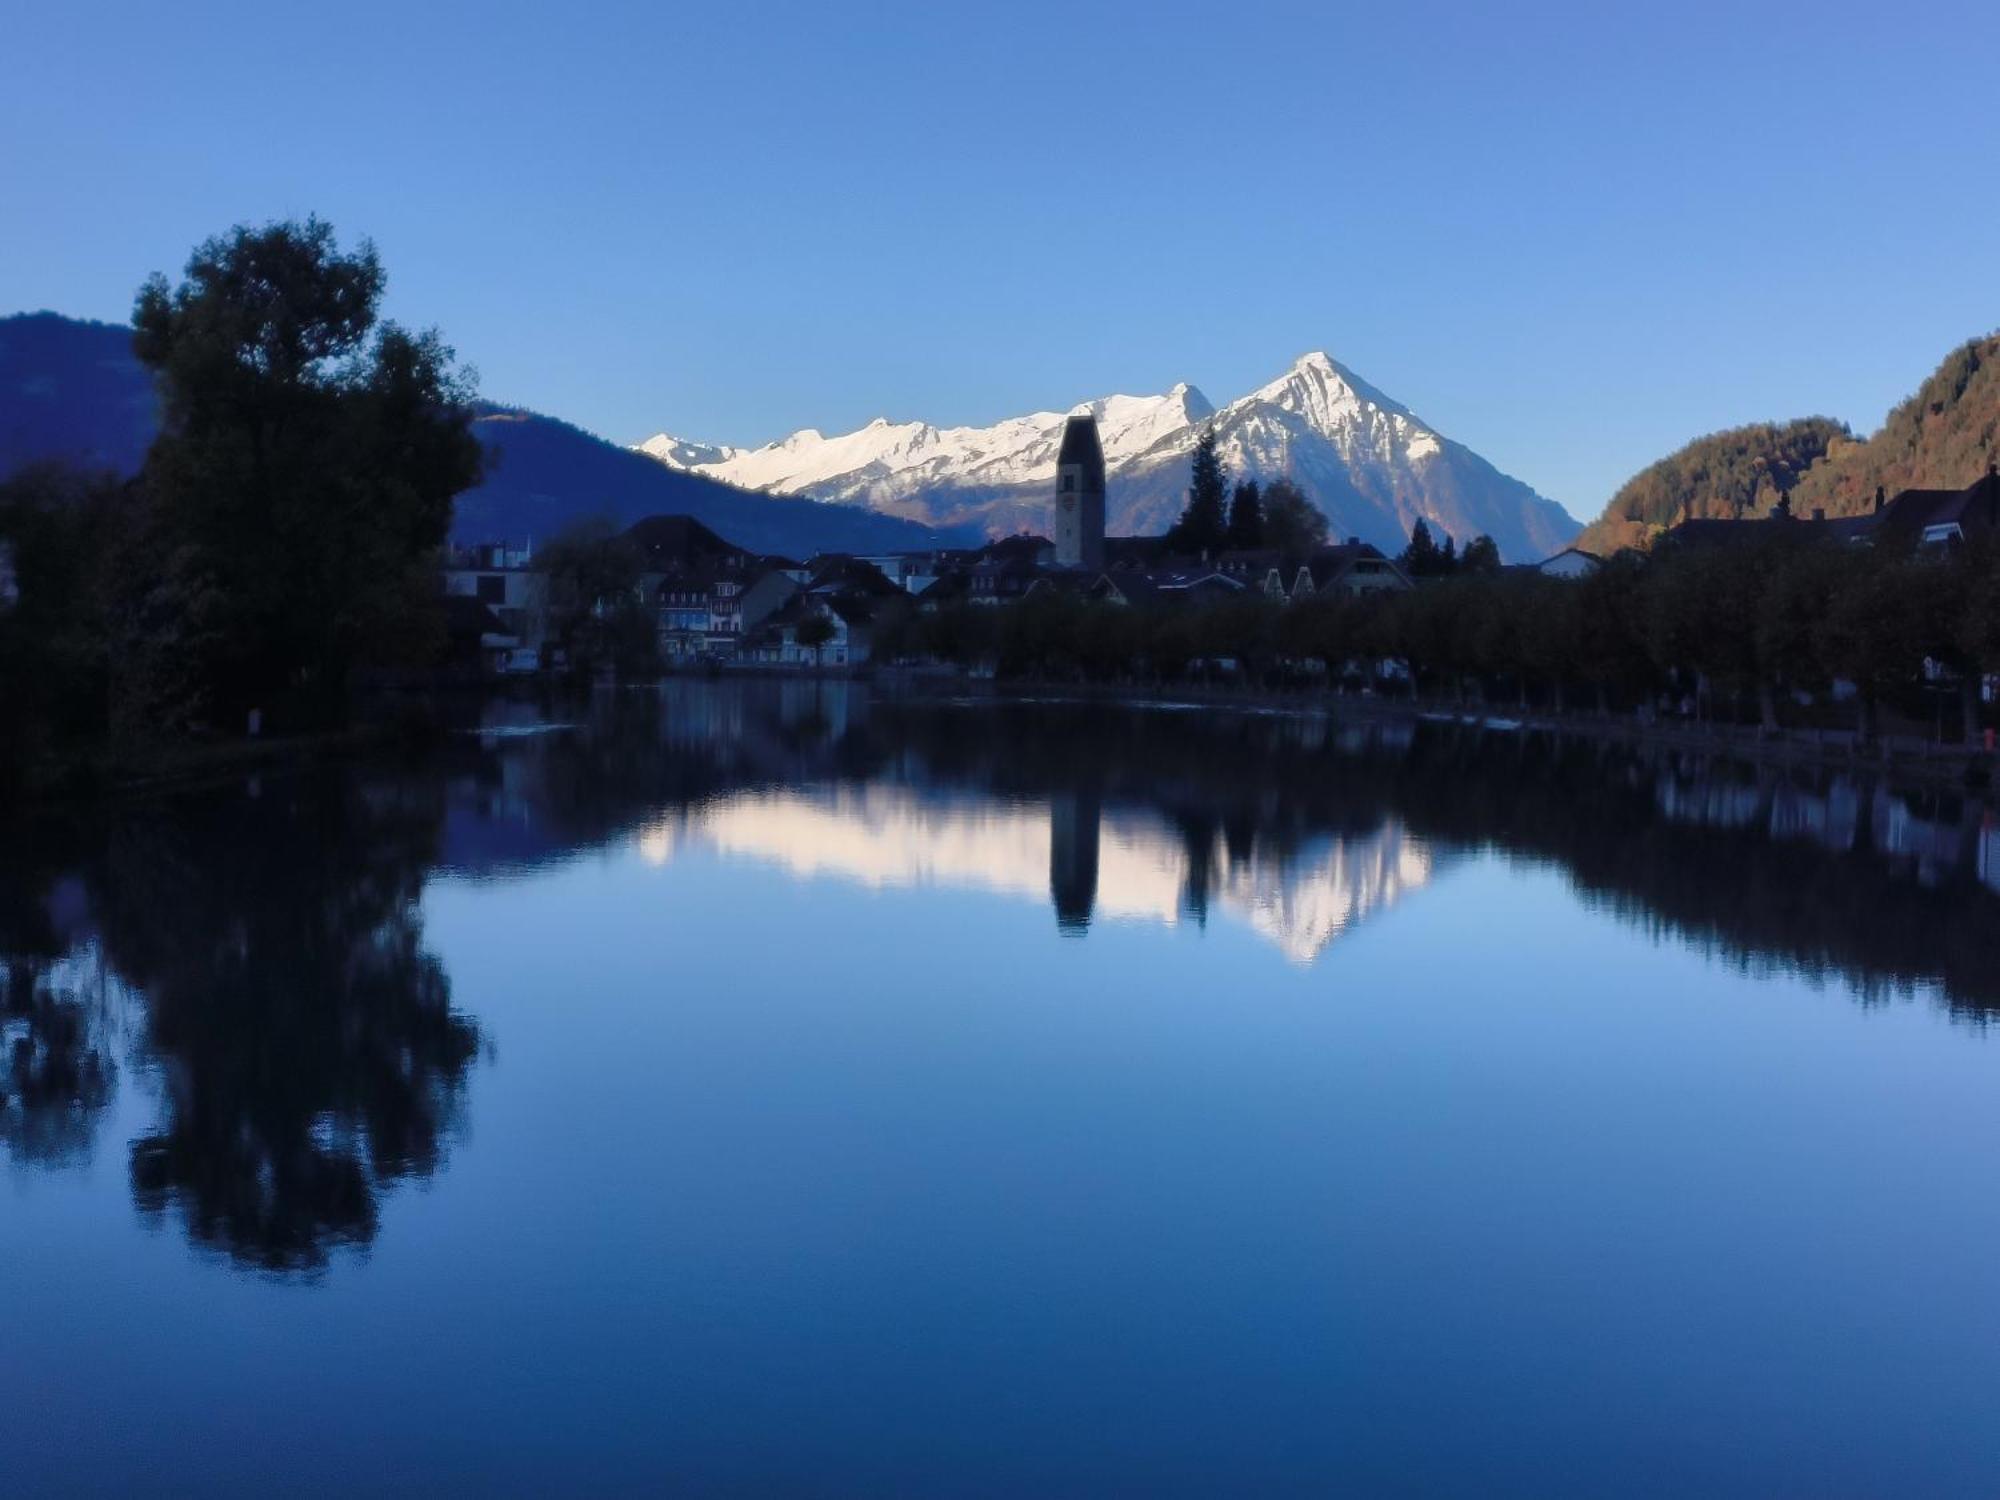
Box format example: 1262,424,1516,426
1249,350,1418,427
1169,381,1216,420
634,353,1579,561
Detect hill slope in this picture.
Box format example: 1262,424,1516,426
0,312,156,478
463,407,967,554
642,352,1581,563
1789,333,2000,515
0,312,963,556
1576,417,1853,554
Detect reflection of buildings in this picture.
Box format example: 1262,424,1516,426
638,785,1435,963
1656,768,2000,893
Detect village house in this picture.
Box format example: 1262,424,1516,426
1530,546,1602,578
1296,542,1412,599
441,540,547,673
1658,471,2000,555
742,594,881,669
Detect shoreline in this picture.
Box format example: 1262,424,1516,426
909,677,1997,791
5,723,403,812
13,674,1993,812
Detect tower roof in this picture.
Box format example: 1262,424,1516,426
1056,414,1105,479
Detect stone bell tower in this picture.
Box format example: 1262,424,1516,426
1053,414,1106,569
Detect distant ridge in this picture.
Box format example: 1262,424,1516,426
0,312,969,557
0,312,156,478
461,405,971,555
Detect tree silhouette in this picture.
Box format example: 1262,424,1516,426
1166,427,1229,556
1226,479,1264,549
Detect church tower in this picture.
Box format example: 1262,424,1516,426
1053,414,1106,569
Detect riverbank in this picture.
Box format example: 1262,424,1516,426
927,677,1999,790
3,722,408,810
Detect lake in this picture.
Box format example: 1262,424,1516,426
7,681,2000,1495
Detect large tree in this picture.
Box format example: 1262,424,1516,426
1260,477,1329,557
127,217,482,730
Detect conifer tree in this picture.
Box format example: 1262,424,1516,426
1226,479,1264,550
1400,519,1443,577
1166,427,1229,556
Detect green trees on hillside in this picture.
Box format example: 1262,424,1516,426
1577,417,1853,555
1791,335,2000,516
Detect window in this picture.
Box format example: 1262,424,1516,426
1061,473,1075,493
476,574,506,604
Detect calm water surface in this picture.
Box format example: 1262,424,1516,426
8,683,2000,1495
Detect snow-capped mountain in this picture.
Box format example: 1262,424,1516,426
638,353,1579,562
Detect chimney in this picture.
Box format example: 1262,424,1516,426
1812,507,1825,522
1874,485,1886,514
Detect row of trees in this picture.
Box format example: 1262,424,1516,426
1,219,483,785
1398,518,1500,577
882,528,2000,745
1160,429,1330,557
1156,427,1506,577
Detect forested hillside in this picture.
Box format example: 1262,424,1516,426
1579,331,2000,554
1576,418,1850,555
1789,334,2000,515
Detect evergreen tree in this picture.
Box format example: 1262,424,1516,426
1226,479,1264,550
1165,427,1229,556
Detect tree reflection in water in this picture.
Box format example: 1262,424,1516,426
0,956,117,1169
7,683,2000,1273
3,772,477,1272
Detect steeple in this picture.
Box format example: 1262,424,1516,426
1053,415,1106,569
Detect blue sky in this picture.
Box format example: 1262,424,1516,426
5,0,1996,521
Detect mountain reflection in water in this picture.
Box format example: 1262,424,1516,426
637,788,1435,963
7,680,2000,1274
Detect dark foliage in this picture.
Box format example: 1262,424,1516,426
1260,477,1329,556
1226,479,1263,549
124,217,485,731
886,525,1997,744
1164,427,1229,556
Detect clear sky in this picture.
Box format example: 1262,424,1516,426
5,0,1996,521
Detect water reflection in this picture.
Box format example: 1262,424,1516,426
4,774,477,1271
8,682,2000,1273
635,786,1434,962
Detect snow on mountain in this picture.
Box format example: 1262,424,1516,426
637,353,1578,561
